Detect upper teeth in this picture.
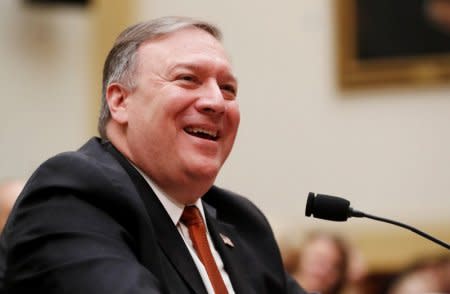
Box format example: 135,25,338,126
186,127,217,138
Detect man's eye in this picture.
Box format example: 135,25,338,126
221,84,237,95
178,75,196,82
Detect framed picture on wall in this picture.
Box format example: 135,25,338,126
336,0,450,89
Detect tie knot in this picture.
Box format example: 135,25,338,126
181,206,203,226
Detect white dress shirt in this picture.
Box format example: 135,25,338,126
134,167,235,294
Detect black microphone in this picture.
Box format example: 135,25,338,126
305,192,449,250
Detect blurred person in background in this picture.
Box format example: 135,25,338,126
292,231,349,294
387,255,450,294
341,244,369,294
0,179,24,233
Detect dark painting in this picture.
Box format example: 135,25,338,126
356,0,450,60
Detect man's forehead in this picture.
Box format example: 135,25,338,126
137,29,235,75
140,27,223,51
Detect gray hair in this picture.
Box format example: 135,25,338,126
97,16,222,139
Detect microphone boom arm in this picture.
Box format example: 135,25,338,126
351,209,450,250
306,192,450,250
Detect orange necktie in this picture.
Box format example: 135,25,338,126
181,206,228,294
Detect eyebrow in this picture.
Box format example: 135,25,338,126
169,62,238,84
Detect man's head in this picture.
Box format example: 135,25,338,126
98,16,224,136
100,17,240,204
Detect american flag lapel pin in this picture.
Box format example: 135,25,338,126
220,233,234,248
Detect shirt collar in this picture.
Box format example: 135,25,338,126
131,163,206,225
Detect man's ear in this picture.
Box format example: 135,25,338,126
106,83,131,124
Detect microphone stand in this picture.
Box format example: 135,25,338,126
350,208,450,250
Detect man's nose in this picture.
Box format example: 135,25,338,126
195,80,226,115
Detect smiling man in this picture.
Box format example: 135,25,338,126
0,17,307,294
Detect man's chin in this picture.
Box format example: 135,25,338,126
186,160,222,182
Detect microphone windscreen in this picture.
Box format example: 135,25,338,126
305,192,350,221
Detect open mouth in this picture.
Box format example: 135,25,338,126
184,127,219,141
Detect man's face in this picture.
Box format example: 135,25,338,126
114,27,240,202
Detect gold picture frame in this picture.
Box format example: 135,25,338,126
336,0,450,89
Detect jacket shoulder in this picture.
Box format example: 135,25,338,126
6,138,145,240
24,138,124,194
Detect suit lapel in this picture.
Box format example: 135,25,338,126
203,203,255,294
105,142,207,294
146,194,208,294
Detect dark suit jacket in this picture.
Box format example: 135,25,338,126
0,138,306,294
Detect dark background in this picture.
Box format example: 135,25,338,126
356,0,450,60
